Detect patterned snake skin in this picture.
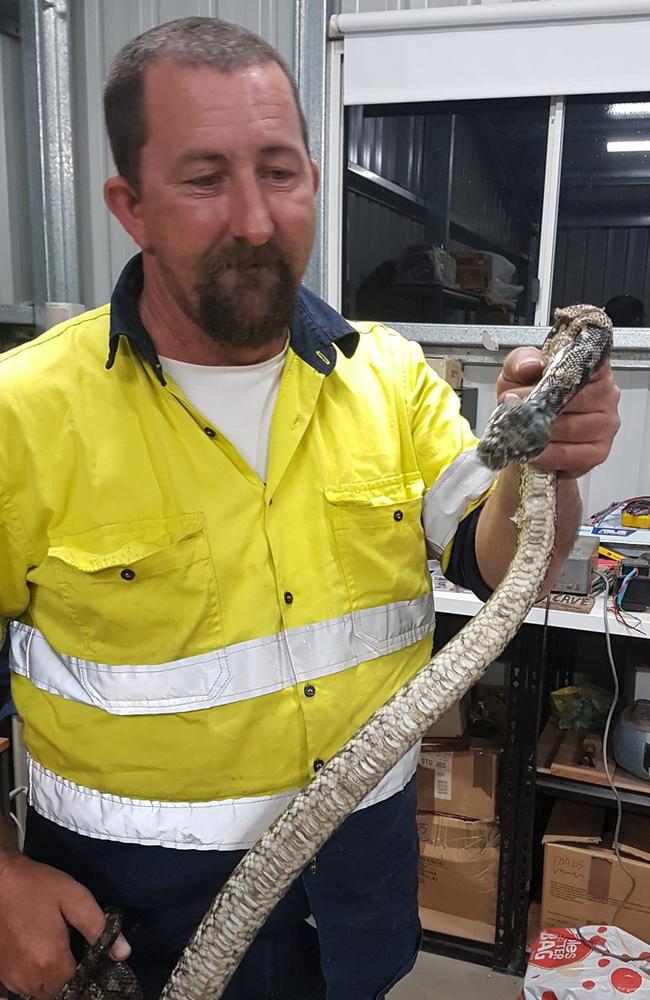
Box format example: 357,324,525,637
54,909,142,1000
59,305,612,1000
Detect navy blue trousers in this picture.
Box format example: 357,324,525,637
13,777,420,999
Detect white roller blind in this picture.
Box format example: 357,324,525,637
338,0,650,106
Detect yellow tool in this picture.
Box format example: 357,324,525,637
622,498,650,529
598,545,624,561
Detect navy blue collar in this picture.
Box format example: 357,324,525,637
107,254,359,385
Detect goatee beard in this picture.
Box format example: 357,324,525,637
195,240,298,349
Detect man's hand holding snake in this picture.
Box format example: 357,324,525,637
497,347,620,479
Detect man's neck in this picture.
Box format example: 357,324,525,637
138,261,288,367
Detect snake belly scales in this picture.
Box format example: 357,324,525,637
52,304,612,1000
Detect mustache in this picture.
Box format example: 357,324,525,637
200,240,287,277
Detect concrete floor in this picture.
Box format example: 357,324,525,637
0,953,522,1000
389,951,522,999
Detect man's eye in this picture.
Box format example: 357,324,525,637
265,169,294,182
188,175,223,188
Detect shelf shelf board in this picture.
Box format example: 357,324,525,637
536,718,650,813
536,772,650,814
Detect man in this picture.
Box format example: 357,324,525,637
0,17,619,1000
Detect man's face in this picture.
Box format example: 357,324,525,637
134,60,319,348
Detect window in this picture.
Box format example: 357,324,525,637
344,99,549,327
552,93,650,327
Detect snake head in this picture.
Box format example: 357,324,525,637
477,398,551,471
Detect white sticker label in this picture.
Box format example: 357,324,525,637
420,752,453,801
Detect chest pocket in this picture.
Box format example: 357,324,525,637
324,473,430,643
30,513,221,664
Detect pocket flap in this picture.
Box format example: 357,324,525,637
47,513,205,573
324,473,425,509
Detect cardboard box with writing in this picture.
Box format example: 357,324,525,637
417,739,500,822
425,356,464,390
541,799,650,941
417,812,499,925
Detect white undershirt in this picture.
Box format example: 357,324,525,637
160,341,289,481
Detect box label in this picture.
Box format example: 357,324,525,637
420,752,453,800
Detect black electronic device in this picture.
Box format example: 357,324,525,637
617,554,650,611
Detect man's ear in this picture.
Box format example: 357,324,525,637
104,175,151,251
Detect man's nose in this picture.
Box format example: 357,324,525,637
229,174,274,246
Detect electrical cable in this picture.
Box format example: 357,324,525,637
575,571,641,962
8,785,26,849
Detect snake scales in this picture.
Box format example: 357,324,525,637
56,304,612,1000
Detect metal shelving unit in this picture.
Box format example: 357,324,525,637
420,599,650,978
536,774,650,816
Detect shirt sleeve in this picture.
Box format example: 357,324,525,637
444,505,493,600
402,337,496,595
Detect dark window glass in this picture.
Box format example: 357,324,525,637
552,93,650,327
343,98,549,326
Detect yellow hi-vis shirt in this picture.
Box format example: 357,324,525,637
1,261,495,850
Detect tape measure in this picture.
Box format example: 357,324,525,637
622,498,650,529
599,545,624,561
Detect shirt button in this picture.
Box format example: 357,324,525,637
204,427,216,438
393,510,404,522
284,591,294,605
308,858,318,875
304,684,316,698
313,758,324,772
120,568,136,581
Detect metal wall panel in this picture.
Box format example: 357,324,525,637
450,115,522,255
71,0,296,308
553,225,650,315
347,106,426,194
347,190,426,313
339,1,473,11
0,32,31,305
337,1,531,12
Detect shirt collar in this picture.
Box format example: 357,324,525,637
107,253,359,384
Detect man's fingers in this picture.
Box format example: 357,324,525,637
533,441,610,478
59,880,130,959
498,347,544,390
109,933,132,961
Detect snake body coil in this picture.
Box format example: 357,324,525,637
59,305,613,1000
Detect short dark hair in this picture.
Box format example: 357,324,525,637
104,16,309,190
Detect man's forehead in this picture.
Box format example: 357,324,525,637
141,60,302,147
143,59,294,111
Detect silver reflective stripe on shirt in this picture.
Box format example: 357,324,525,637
9,594,435,715
27,744,420,850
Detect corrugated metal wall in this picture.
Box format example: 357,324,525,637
552,226,650,315
70,0,296,308
348,107,427,195
338,0,530,10
449,115,522,256
346,190,426,310
0,31,31,305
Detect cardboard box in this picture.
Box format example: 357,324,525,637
453,251,492,293
541,799,650,941
425,355,464,389
417,740,500,822
417,812,499,924
423,693,469,740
